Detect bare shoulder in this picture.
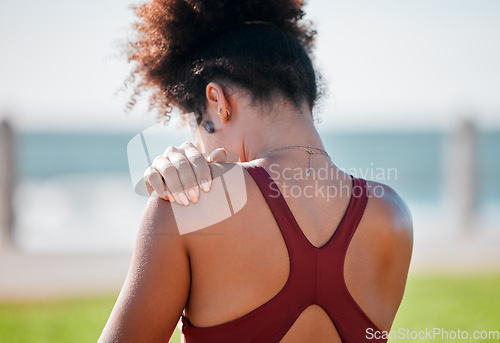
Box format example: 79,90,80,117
137,196,189,258
364,180,413,248
347,180,413,330
355,180,414,289
141,195,182,237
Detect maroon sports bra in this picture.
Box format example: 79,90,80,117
180,163,387,342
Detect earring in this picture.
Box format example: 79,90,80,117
217,108,230,121
203,121,215,134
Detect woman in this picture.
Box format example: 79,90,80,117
100,0,413,342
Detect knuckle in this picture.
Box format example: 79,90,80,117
181,141,195,149
153,155,164,164
163,145,177,155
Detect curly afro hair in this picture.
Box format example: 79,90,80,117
126,0,321,125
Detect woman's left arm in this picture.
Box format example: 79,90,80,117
99,197,190,342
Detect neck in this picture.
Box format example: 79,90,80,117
242,108,326,163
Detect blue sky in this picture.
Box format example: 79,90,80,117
1,0,499,131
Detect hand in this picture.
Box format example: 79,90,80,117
143,142,230,206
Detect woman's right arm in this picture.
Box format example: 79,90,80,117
99,197,190,342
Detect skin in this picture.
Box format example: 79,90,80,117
99,83,414,342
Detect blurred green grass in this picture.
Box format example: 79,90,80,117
0,296,181,343
390,273,500,342
0,274,499,343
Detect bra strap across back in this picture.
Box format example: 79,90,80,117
241,163,369,254
331,176,369,254
242,163,299,249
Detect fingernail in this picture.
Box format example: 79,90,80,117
164,191,174,202
178,193,189,206
188,189,198,203
201,179,210,192
151,190,159,198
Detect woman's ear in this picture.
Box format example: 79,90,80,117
206,82,230,122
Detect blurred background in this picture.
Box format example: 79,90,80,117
1,0,499,342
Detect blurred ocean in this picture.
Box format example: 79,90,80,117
11,129,500,253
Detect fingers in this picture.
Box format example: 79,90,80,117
153,152,190,206
143,142,215,206
180,142,212,194
207,148,239,163
144,167,172,201
208,148,228,163
165,146,200,205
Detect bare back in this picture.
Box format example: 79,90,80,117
182,161,413,341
